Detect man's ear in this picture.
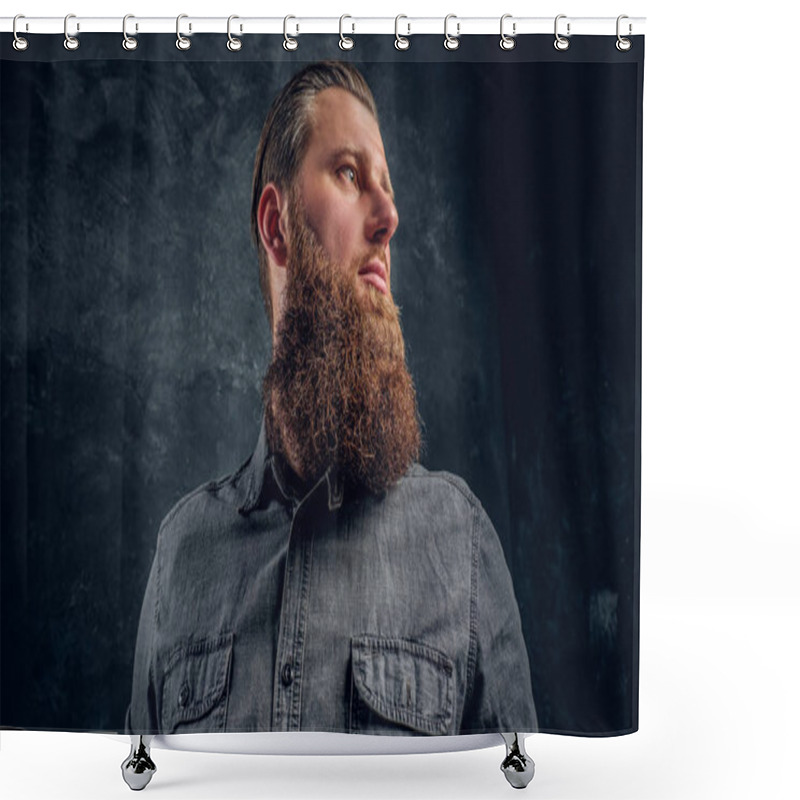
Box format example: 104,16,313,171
257,183,289,268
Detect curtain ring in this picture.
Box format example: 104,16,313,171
394,15,410,50
283,15,298,51
339,15,354,50
176,14,191,50
554,14,570,51
227,15,242,51
616,15,632,51
444,14,460,51
500,14,516,50
12,15,29,51
64,13,80,51
122,15,138,51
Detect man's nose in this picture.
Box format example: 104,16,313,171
366,185,399,246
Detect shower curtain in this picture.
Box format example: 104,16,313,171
1,29,643,738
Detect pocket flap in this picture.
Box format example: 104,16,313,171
351,636,454,735
162,632,234,733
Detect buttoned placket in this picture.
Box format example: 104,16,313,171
271,497,312,730
270,468,343,730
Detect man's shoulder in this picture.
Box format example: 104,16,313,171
156,462,248,544
394,462,484,514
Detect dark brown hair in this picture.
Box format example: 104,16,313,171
250,61,379,323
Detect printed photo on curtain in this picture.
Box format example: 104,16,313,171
1,30,643,743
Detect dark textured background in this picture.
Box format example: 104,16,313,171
1,34,642,735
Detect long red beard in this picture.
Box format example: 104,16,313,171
262,198,421,494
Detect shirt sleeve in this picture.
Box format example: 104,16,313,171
127,546,160,734
460,505,538,734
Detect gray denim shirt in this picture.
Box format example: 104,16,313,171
127,423,537,735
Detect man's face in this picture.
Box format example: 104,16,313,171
262,87,420,493
292,87,399,303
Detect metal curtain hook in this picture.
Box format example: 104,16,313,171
283,15,298,51
444,14,460,51
394,15,410,50
339,14,354,50
500,14,516,50
227,15,242,51
616,14,632,51
64,13,80,51
122,14,138,51
554,14,570,51
176,13,191,50
12,14,29,51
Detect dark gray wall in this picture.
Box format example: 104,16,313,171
1,34,642,734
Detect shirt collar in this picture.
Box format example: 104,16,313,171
238,418,344,515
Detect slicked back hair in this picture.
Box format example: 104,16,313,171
250,62,379,324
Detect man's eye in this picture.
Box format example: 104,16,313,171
339,166,357,184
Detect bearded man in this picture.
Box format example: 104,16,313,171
127,62,536,738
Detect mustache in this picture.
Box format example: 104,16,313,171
361,247,388,269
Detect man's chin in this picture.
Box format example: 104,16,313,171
356,282,396,318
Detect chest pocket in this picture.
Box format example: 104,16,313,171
350,635,455,735
161,632,234,734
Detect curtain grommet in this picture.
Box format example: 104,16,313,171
122,14,138,51
444,14,460,51
339,15,355,50
12,14,29,51
283,15,298,51
227,15,242,51
500,14,516,51
616,15,632,51
64,13,80,51
554,14,570,51
394,15,410,51
176,13,191,51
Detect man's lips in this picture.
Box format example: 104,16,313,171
358,260,389,295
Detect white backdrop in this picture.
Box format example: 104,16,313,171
2,1,798,798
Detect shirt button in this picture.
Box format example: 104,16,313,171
178,684,190,707
281,663,294,686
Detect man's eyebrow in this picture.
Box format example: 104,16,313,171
329,146,395,201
